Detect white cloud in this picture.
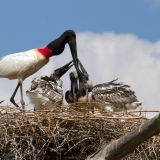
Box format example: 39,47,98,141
0,32,160,115
77,32,160,108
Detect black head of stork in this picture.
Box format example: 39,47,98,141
47,30,85,80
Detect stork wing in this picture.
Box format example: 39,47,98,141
92,79,139,105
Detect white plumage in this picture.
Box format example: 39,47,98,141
0,49,48,80
0,49,49,108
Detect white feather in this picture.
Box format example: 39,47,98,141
0,49,48,80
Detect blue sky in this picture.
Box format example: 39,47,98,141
0,0,160,55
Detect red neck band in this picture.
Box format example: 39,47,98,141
38,47,53,58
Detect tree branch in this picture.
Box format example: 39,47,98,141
86,113,160,160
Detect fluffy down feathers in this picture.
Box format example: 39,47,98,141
92,79,142,111
26,77,63,110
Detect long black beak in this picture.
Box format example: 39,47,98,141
77,58,89,81
68,38,80,72
54,60,73,79
41,61,73,82
67,31,86,81
70,72,78,101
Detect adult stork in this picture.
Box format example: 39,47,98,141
0,30,84,109
27,61,73,110
65,59,142,112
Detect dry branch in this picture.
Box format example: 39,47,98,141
86,112,160,160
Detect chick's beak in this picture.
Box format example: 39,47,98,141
69,72,78,102
54,60,73,79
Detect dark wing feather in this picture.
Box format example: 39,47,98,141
92,79,140,110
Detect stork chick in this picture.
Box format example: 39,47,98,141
26,61,73,110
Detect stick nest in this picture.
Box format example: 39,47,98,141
0,103,159,160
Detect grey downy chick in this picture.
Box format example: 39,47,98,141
26,61,73,110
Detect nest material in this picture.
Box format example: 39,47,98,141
0,103,159,160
